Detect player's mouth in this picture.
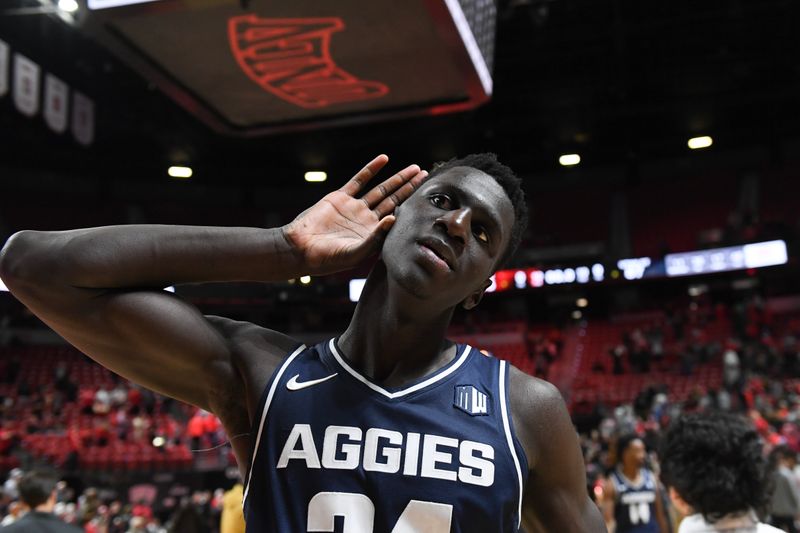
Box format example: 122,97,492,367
416,238,455,272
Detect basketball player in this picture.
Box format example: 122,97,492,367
0,154,605,532
601,435,668,533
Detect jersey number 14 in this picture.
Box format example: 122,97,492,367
308,491,453,532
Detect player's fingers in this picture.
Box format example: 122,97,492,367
340,155,389,196
372,170,428,218
353,215,395,259
369,216,396,251
360,164,421,209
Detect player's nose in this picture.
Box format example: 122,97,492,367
435,207,471,249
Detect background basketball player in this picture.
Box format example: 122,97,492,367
601,434,669,533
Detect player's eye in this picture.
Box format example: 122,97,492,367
430,193,452,209
474,226,489,244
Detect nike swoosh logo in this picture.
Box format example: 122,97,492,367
286,373,338,391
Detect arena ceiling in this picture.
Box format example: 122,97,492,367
0,0,798,193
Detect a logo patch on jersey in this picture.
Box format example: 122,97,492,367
286,373,338,391
454,385,489,416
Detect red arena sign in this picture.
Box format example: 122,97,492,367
228,15,390,109
77,0,496,135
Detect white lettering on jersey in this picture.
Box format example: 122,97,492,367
276,424,495,487
421,435,459,481
403,433,421,476
277,424,321,468
458,441,495,487
364,428,403,473
620,492,656,505
321,426,362,469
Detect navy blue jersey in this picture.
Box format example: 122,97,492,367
243,338,529,532
610,467,659,533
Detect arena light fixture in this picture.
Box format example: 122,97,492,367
576,298,588,308
167,166,192,179
304,171,327,183
688,136,713,149
87,0,162,9
559,154,581,166
58,0,79,12
300,275,312,285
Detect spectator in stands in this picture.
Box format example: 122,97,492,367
0,470,81,532
168,497,209,533
127,385,142,415
54,363,78,403
769,446,800,533
93,387,111,415
723,346,742,389
0,502,23,527
628,328,652,373
646,325,665,370
660,412,780,533
78,487,100,524
1,470,21,502
187,410,206,451
125,515,147,533
220,483,245,533
78,387,94,415
131,412,149,442
610,344,626,375
110,384,128,408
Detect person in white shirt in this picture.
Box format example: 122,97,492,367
659,412,782,533
769,446,800,532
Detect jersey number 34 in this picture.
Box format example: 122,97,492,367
308,491,453,532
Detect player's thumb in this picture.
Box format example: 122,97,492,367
377,215,396,233
362,215,395,253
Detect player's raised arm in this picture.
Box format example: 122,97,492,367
0,155,427,412
509,368,607,533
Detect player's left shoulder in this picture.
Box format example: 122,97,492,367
507,364,566,419
506,364,572,468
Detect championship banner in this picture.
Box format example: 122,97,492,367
44,73,69,133
71,91,95,146
12,53,40,116
0,39,8,98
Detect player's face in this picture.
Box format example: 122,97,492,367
624,439,646,468
381,166,514,309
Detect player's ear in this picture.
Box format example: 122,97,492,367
462,278,492,310
668,487,693,516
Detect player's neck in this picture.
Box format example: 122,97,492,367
340,270,457,388
621,464,641,482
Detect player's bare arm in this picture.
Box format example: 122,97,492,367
600,478,617,532
0,155,426,472
653,484,670,533
509,366,607,532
